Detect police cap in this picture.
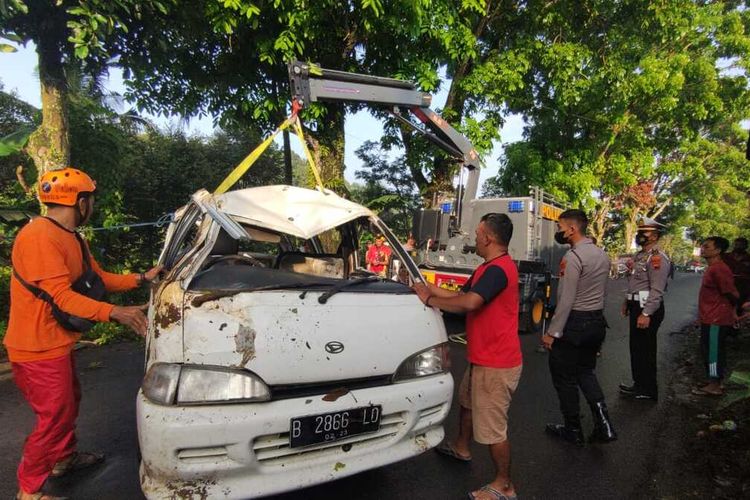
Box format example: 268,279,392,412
637,216,667,232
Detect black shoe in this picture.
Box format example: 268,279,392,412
619,383,636,394
545,423,584,446
633,393,657,401
589,401,618,443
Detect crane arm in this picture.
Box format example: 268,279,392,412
288,60,480,171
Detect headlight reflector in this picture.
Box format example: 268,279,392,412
177,365,270,404
142,363,181,405
142,363,271,405
393,343,450,382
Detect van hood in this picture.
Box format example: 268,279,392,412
180,290,447,385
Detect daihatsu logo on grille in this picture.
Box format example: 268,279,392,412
325,341,344,354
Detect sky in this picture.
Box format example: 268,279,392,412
0,43,525,189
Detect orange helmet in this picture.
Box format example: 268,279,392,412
38,168,97,206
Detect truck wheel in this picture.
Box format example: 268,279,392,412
527,297,545,333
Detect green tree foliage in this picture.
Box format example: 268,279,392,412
398,0,531,205
0,82,37,135
482,0,750,248
115,0,435,190
0,83,38,202
0,0,172,174
0,85,38,272
349,140,420,238
677,135,750,240
0,78,290,343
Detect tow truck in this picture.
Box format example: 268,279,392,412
413,187,568,332
288,60,567,333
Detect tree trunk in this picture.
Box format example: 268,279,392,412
623,210,640,252
399,126,428,201
423,157,457,208
590,197,611,246
25,8,70,177
307,103,346,194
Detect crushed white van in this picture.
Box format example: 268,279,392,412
137,185,453,499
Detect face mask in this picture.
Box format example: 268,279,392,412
635,233,649,246
554,230,569,245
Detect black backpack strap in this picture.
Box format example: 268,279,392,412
73,232,92,271
40,216,92,270
12,268,66,314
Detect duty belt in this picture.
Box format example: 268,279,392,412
569,309,604,317
627,293,643,300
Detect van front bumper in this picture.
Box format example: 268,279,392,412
137,373,452,499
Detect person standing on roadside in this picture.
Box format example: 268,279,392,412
692,237,739,396
4,168,162,500
542,210,617,446
366,234,391,276
723,237,750,318
619,217,671,402
413,213,522,500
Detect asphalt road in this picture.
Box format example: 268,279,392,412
0,272,702,499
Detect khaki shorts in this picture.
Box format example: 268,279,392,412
458,364,522,444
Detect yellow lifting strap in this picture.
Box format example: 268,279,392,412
213,111,324,195
292,116,324,190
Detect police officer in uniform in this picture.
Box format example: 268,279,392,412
542,210,617,445
620,217,671,401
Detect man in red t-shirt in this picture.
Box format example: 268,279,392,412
723,237,750,315
414,213,521,500
693,237,739,396
365,234,391,276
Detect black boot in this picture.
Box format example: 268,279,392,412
545,419,584,446
619,383,636,394
589,401,617,443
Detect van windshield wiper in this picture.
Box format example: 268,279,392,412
317,276,382,304
191,281,338,307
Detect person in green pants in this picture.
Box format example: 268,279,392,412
693,237,739,396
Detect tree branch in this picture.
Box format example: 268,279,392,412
15,165,31,194
650,195,673,219
399,126,428,192
445,0,495,114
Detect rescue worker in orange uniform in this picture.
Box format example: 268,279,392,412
4,168,162,500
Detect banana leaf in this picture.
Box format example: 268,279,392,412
0,126,34,157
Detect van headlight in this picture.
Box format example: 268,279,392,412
393,343,450,382
142,363,271,405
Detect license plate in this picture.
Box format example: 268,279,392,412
289,405,382,449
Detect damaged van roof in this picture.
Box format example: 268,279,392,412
215,185,374,239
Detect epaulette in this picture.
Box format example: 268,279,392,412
651,253,662,269
647,248,669,270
